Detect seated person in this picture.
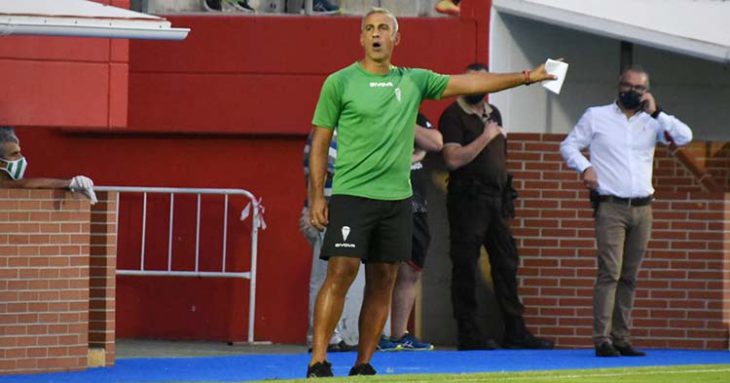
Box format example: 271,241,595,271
0,127,97,204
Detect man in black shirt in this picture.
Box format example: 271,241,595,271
440,63,553,351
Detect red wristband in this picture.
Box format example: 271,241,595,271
522,70,531,86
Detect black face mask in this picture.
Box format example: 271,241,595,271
464,93,486,105
618,90,643,110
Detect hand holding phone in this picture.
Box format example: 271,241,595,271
640,92,657,114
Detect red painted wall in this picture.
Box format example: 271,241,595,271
0,0,129,129
19,128,308,342
126,14,482,135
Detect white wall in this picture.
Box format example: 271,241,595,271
489,10,730,140
634,45,730,141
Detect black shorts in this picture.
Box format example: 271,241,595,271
409,211,431,270
321,195,412,263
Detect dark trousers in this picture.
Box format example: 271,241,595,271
447,182,525,343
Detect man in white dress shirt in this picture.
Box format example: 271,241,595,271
560,65,692,358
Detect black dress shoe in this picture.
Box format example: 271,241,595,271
503,334,555,349
614,343,646,356
457,338,499,350
595,342,620,357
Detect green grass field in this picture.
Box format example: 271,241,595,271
239,364,730,383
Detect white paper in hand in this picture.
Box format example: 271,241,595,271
542,59,569,95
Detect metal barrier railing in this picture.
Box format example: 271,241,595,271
95,186,266,344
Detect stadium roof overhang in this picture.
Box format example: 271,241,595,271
492,0,730,64
0,0,189,40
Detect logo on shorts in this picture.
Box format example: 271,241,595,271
335,225,355,248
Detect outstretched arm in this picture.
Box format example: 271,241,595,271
0,175,97,204
441,63,555,99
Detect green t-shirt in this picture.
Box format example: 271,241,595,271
312,62,449,200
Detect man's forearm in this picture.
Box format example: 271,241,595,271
443,72,526,98
0,177,71,189
559,139,591,173
308,128,333,202
309,160,326,202
415,126,443,152
658,113,693,146
443,133,493,169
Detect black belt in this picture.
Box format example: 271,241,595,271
598,195,653,207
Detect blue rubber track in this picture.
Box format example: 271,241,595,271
1,349,729,382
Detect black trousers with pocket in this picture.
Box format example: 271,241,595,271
446,179,525,343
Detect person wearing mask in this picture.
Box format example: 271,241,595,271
440,63,554,351
0,126,97,204
560,65,692,357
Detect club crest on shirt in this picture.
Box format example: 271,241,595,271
395,88,402,102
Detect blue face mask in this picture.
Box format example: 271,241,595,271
1,156,28,180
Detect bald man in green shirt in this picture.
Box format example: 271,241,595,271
306,7,556,378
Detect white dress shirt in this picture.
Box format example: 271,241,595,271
560,103,692,198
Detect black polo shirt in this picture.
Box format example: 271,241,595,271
439,99,507,191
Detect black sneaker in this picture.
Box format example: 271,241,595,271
348,363,376,376
306,361,334,378
313,0,340,14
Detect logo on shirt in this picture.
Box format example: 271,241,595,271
369,82,394,88
335,225,355,248
395,88,402,102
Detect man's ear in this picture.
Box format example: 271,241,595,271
394,31,401,46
